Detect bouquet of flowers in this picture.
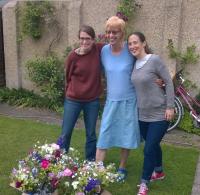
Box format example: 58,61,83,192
70,161,119,195
11,138,119,195
10,141,80,194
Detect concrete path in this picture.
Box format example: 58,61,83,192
0,103,200,195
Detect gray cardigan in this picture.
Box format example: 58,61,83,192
131,54,174,121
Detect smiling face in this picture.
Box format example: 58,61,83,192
106,27,123,46
79,31,95,52
128,34,146,59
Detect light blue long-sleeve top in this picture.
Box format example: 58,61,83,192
101,43,136,101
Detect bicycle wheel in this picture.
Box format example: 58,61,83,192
167,97,183,132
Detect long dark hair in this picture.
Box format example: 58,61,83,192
78,25,96,39
128,32,152,54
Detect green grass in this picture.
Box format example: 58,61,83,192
0,115,199,195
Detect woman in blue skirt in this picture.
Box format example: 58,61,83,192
96,16,140,181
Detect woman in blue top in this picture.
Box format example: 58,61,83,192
96,16,140,181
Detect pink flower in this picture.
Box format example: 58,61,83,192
41,159,50,169
62,168,73,177
76,192,85,195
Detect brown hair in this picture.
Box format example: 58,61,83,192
78,25,96,39
128,32,152,54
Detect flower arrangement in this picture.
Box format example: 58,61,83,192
10,140,119,195
10,141,80,194
71,161,119,195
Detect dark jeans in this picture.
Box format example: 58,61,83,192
139,120,169,183
61,98,100,160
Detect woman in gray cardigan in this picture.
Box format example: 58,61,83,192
128,32,174,195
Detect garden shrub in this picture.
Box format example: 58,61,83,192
0,87,62,111
26,55,64,107
178,108,200,136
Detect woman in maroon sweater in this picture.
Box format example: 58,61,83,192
60,25,104,160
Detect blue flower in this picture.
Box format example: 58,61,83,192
84,178,100,192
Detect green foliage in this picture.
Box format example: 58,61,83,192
63,46,73,58
167,39,200,89
21,1,54,40
183,79,198,89
178,109,200,136
117,0,141,20
26,55,64,106
167,39,200,70
0,87,62,112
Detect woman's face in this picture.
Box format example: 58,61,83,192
128,34,145,58
106,27,123,46
79,31,94,52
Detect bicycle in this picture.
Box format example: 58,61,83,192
167,69,200,132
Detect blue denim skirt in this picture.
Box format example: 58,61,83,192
97,98,140,149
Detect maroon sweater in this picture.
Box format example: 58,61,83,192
65,43,104,101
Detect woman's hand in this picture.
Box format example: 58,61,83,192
155,79,165,88
165,108,174,121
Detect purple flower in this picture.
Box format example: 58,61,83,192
15,181,23,188
48,172,55,178
116,11,128,21
54,150,61,158
32,151,42,162
56,136,64,147
12,168,17,175
84,178,100,192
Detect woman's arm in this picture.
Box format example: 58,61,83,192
155,56,175,120
65,52,76,91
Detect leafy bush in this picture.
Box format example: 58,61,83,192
26,55,64,106
178,109,200,136
0,87,62,112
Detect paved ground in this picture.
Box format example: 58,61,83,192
0,103,200,194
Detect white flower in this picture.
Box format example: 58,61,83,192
64,181,70,187
72,181,79,190
51,143,60,150
69,147,74,151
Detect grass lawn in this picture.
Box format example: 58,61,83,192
0,115,199,195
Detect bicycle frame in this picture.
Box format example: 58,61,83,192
175,75,200,122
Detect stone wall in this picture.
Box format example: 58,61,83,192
2,0,200,90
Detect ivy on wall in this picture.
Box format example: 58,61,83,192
167,39,200,89
117,0,141,21
19,1,55,40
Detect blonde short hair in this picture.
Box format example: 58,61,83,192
105,16,126,33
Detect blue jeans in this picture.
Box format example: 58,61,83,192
139,120,169,183
61,98,100,160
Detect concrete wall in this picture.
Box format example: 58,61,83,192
2,0,200,90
